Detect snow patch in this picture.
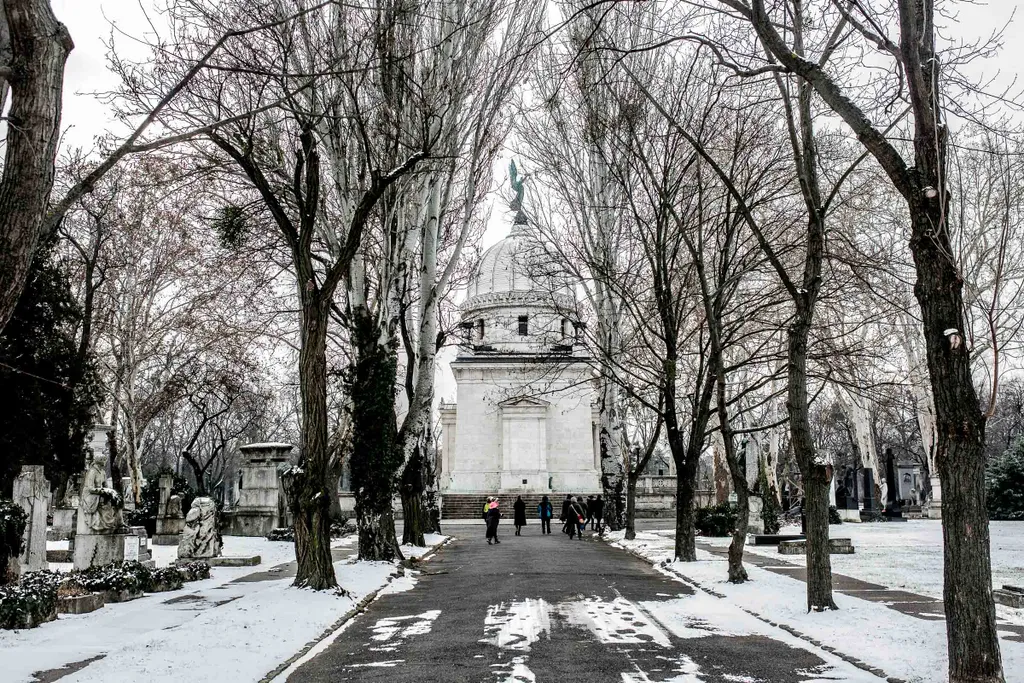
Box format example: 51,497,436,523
481,599,551,651
556,596,671,648
369,610,441,651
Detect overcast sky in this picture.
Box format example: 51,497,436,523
50,0,1024,403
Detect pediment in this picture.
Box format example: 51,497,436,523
498,396,550,408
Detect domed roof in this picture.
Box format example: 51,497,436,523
463,225,573,313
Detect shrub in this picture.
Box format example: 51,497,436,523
695,502,737,537
988,441,1024,521
0,571,59,629
829,506,843,525
0,500,28,584
175,561,211,582
147,567,184,592
77,561,152,594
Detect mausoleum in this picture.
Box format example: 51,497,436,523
439,209,601,505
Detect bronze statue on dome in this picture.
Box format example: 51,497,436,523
509,159,528,224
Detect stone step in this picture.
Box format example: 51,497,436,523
996,586,1024,608
779,538,855,555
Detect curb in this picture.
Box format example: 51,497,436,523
260,536,453,683
608,540,906,683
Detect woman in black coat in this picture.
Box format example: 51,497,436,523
513,495,527,535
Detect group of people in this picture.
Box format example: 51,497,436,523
482,494,605,544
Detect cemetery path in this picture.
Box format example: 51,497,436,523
282,524,885,683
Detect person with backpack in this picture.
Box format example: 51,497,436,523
567,497,586,540
485,499,502,544
537,495,553,534
513,495,527,536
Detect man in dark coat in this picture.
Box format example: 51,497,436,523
592,495,605,532
537,495,553,534
560,494,573,534
585,495,595,529
513,495,527,535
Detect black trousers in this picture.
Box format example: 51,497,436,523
541,519,551,533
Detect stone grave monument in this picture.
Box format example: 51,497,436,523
883,448,906,521
225,442,293,536
153,474,185,545
859,468,881,521
747,495,765,535
13,465,49,574
50,474,80,541
72,449,133,570
177,497,222,560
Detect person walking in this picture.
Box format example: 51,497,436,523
585,495,595,529
567,497,586,540
513,495,527,536
537,495,553,534
592,494,605,532
560,494,573,534
486,499,502,544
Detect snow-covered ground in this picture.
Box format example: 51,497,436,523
3,534,448,683
609,523,1024,683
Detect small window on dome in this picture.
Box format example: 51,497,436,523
518,315,529,335
477,319,485,340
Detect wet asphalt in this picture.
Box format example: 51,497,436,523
285,523,873,683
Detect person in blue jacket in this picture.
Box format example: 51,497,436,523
537,495,553,534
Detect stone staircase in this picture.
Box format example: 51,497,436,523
441,493,595,520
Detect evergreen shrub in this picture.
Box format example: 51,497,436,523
988,440,1024,520
695,502,737,537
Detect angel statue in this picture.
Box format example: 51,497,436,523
509,159,527,214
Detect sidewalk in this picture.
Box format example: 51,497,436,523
608,528,1024,683
1,534,447,683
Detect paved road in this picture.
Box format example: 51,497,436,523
287,524,882,683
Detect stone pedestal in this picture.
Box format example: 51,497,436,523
13,465,49,574
50,508,77,541
226,443,292,537
73,531,132,570
925,475,942,519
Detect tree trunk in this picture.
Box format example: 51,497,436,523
290,297,337,589
673,455,698,561
624,473,638,541
0,0,73,336
788,315,836,611
350,303,403,562
400,444,426,546
909,197,1002,681
598,374,626,531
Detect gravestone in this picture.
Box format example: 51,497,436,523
50,475,80,541
72,446,133,570
177,497,222,560
860,468,881,521
121,477,136,512
13,465,49,574
747,495,765,535
883,448,905,520
153,474,185,545
225,443,293,536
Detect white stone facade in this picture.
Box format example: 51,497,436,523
441,223,600,495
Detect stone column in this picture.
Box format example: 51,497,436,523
13,465,49,574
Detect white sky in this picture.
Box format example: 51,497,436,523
50,0,1024,405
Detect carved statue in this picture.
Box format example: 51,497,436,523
166,494,183,519
78,454,125,533
177,497,222,560
509,159,525,210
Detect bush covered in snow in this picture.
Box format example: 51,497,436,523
0,570,58,629
0,499,27,584
988,441,1024,520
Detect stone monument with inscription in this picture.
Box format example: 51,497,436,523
153,474,185,545
225,443,293,536
13,465,49,574
72,425,134,569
